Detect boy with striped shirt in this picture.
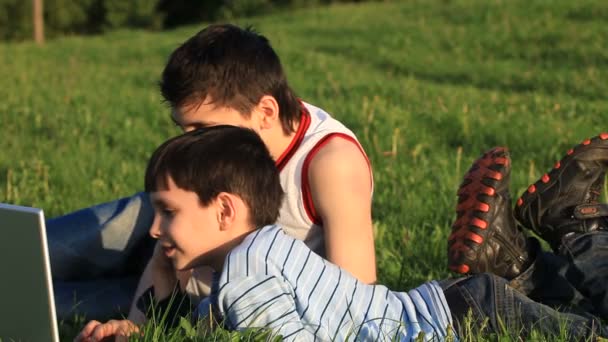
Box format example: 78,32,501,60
76,126,606,341
49,24,376,321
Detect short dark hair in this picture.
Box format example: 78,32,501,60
145,126,284,228
160,24,302,134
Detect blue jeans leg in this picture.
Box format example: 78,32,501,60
54,277,140,322
47,192,155,320
441,273,606,340
558,231,608,318
508,232,608,319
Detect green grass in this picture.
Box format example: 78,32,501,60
1,0,607,340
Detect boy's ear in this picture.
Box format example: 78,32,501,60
216,192,236,231
255,95,280,130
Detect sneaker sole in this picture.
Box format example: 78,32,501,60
448,147,510,274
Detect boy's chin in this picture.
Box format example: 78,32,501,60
173,263,191,272
171,258,190,271
174,259,204,272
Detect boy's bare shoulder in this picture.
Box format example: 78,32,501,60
307,136,372,197
308,136,369,174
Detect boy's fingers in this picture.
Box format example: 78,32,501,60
88,320,139,341
90,320,120,341
116,320,140,335
74,320,101,341
74,320,139,342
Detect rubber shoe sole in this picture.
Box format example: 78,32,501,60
448,147,511,274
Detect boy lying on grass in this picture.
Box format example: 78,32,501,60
76,126,607,341
50,24,376,321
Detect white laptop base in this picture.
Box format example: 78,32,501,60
0,203,59,342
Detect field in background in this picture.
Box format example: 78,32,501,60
1,0,607,339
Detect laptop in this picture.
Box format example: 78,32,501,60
0,203,59,342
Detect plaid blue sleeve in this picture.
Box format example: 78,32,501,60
216,274,315,341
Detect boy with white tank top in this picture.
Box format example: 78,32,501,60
47,23,377,321
138,24,377,313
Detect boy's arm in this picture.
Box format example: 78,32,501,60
217,275,313,341
307,137,377,284
128,242,181,323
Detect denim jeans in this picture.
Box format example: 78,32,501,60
440,231,608,340
47,192,155,320
441,274,606,340
508,231,608,320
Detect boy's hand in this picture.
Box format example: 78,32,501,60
74,319,139,342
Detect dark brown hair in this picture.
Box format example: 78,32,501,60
145,126,284,228
160,24,302,134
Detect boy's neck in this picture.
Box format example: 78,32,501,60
209,226,259,272
264,121,300,161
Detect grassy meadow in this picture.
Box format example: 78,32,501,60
1,0,608,340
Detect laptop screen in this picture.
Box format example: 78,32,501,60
0,203,59,342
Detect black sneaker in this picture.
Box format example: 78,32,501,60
448,147,532,279
514,133,608,251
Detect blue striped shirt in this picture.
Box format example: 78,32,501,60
198,225,456,341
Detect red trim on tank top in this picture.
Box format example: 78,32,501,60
275,105,311,171
301,133,372,225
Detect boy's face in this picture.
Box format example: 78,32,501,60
172,99,257,133
149,176,226,271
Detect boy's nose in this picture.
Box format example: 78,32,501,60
149,215,161,239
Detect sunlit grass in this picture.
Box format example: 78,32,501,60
1,0,607,340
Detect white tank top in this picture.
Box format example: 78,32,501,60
185,102,372,299
275,102,372,257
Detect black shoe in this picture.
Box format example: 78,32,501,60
514,133,608,251
448,147,532,279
